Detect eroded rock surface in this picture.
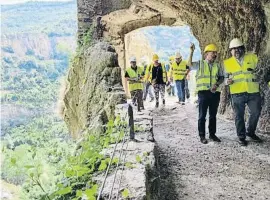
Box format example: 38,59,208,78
63,42,126,136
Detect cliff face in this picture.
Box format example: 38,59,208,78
64,0,270,136
63,42,125,137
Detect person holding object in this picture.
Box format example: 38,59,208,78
224,38,262,146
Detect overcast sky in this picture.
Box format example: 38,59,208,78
0,0,72,5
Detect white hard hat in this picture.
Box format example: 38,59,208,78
229,38,244,49
175,52,182,58
129,56,136,62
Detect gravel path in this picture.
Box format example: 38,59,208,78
147,97,270,200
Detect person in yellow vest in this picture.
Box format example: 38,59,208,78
224,38,262,146
125,56,144,111
145,54,168,108
190,44,224,144
170,53,189,105
170,51,192,105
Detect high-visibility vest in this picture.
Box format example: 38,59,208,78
223,53,259,94
196,60,221,92
147,63,167,83
171,60,188,80
126,66,144,91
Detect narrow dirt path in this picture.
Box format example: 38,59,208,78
146,97,270,200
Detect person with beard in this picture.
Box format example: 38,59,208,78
190,44,224,144
224,38,262,146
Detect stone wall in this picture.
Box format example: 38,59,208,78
94,104,157,199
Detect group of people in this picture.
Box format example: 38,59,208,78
125,38,263,146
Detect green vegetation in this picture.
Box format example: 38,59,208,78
1,1,81,199
1,1,77,132
1,116,128,199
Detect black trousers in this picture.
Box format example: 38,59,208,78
198,91,220,137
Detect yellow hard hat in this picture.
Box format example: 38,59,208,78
204,44,218,53
169,56,174,61
152,54,159,61
229,38,244,49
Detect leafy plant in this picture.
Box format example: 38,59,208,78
136,155,142,163
121,188,131,199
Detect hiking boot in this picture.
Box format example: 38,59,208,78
238,139,248,146
162,99,165,105
181,102,185,105
200,136,208,144
150,98,154,102
155,102,159,108
246,134,262,142
209,134,221,142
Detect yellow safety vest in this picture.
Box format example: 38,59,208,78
126,66,144,91
171,60,188,80
147,63,167,83
196,60,221,92
223,53,259,94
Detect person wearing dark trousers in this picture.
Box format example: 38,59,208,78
224,38,262,146
185,78,190,100
190,43,224,144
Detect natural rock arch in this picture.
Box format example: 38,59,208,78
63,0,270,137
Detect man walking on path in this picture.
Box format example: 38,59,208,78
224,38,262,146
190,44,224,144
145,54,168,108
125,56,144,111
170,45,193,105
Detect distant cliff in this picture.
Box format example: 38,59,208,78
1,1,77,134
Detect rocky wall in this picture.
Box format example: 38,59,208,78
63,42,126,137
64,0,270,136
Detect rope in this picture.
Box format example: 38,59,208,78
97,108,130,200
97,124,125,199
115,141,129,200
108,130,129,199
